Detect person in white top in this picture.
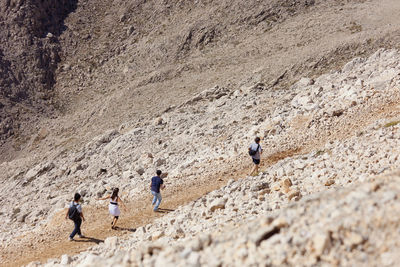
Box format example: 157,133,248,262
98,188,126,229
248,137,263,176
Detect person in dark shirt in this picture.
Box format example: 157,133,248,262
65,193,85,241
150,170,165,212
248,136,263,176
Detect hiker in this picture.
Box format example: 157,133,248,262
150,170,165,212
248,136,263,176
65,193,85,241
98,188,127,229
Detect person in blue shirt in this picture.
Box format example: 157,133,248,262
150,170,165,212
248,137,263,176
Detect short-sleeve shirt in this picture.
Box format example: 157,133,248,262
70,201,82,213
249,143,262,160
151,176,164,193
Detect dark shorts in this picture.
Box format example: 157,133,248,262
114,216,119,219
252,158,260,165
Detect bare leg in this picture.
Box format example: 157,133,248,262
255,164,259,175
249,164,256,176
113,217,118,228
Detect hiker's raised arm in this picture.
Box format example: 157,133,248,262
97,194,111,200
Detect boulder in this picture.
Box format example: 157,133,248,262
61,254,72,265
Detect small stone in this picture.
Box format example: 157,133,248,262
281,178,292,193
227,179,235,186
122,170,133,179
155,158,166,167
312,233,330,256
272,217,288,228
325,179,335,186
127,25,135,36
152,230,165,241
332,109,344,117
153,117,163,126
344,232,364,248
282,178,292,187
288,189,301,201
371,182,381,192
209,198,227,212
136,167,145,175
272,184,280,191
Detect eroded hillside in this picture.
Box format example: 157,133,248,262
1,0,400,267
2,0,400,161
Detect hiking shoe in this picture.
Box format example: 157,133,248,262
68,237,74,241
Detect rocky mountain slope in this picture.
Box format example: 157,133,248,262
2,0,400,161
2,48,400,266
1,0,400,266
0,0,77,148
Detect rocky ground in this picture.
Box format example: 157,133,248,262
2,0,400,266
1,48,400,266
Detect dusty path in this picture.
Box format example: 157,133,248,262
1,145,305,267
0,161,251,267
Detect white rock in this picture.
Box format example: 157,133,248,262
209,198,227,212
104,236,119,250
61,254,71,265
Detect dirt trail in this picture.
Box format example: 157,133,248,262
1,144,304,267
0,161,250,267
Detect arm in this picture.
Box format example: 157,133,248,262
118,197,127,209
65,208,69,220
80,211,85,221
97,194,111,200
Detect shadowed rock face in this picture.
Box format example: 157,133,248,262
0,0,77,142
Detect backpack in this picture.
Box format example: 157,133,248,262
68,203,81,221
249,144,260,156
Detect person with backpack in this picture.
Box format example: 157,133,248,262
150,170,165,212
98,187,127,229
248,137,263,176
65,193,85,241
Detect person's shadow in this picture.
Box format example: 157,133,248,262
73,236,103,244
155,208,174,213
113,227,136,232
